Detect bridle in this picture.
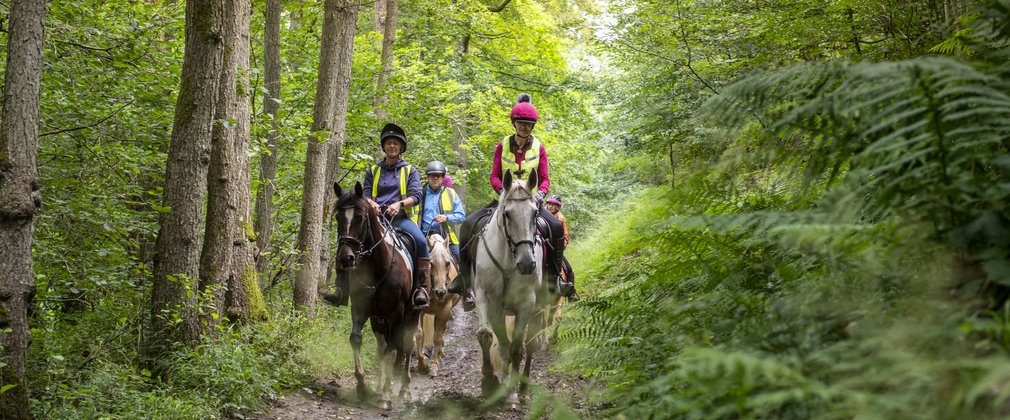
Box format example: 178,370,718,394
498,206,535,256
336,202,396,290
337,204,384,259
480,191,537,281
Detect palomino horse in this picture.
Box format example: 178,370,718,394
333,182,420,411
472,169,545,410
414,233,460,377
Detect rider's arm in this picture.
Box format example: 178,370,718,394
447,192,465,225
536,144,550,196
490,142,504,194
405,165,422,206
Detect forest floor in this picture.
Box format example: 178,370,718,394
251,304,601,419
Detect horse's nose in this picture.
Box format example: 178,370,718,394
434,288,446,300
339,253,355,269
517,258,535,275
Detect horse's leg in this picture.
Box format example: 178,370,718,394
522,307,545,396
399,314,418,402
431,315,449,377
414,318,427,375
475,286,501,397
550,296,563,344
350,308,371,400
371,320,393,410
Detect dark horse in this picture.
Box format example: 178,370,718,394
333,182,420,410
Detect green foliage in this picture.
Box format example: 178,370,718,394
556,1,1010,418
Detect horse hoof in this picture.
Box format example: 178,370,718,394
380,400,392,411
429,366,439,377
401,390,412,401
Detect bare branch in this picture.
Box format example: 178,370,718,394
40,99,136,137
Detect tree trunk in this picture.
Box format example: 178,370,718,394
373,0,397,120
254,0,282,286
225,0,265,322
373,0,387,34
320,0,360,293
0,0,46,416
146,0,224,358
294,0,357,309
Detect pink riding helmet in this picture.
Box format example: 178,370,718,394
443,173,453,188
510,93,538,123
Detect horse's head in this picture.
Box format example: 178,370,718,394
333,182,376,270
497,169,539,275
426,233,457,300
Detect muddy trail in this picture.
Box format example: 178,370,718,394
252,305,598,419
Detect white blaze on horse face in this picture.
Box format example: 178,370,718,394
340,208,354,237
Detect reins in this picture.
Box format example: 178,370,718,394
338,204,400,291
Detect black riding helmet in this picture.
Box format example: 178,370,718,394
380,122,407,153
425,161,447,175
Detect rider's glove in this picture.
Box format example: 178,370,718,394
534,190,545,204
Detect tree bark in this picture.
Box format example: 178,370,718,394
147,0,224,358
320,0,359,293
0,0,46,416
254,0,282,285
225,0,265,322
200,0,258,326
294,0,358,309
373,0,387,34
373,0,397,120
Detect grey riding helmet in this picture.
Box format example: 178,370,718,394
425,161,447,175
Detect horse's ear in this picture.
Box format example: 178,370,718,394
354,182,364,197
503,169,513,190
334,182,342,197
526,169,538,192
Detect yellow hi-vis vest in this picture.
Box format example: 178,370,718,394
499,135,542,178
370,164,419,221
412,187,460,245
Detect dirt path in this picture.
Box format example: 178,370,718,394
252,305,595,419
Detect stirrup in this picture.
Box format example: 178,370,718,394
559,280,574,298
412,289,430,310
462,289,476,312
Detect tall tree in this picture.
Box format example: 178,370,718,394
293,0,358,308
146,0,225,355
0,0,47,416
320,0,360,293
201,0,258,325
373,0,398,119
226,0,264,322
254,0,283,284
373,0,388,34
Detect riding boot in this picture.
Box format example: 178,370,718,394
447,273,476,311
321,269,350,307
412,257,431,310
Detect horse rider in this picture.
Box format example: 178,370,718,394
329,122,431,310
449,93,569,310
545,195,578,301
417,160,465,264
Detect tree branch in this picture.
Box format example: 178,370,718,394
40,99,135,137
488,0,512,13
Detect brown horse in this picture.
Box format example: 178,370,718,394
414,233,460,377
333,182,421,411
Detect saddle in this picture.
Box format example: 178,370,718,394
391,227,417,263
